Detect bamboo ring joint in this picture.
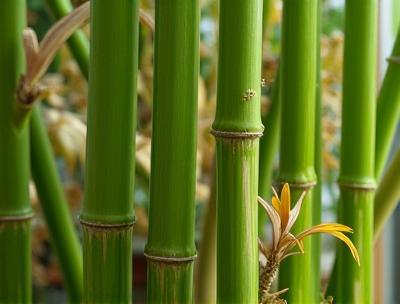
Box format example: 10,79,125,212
337,180,376,191
210,128,263,139
144,252,198,264
79,218,135,229
274,180,317,191
0,213,34,222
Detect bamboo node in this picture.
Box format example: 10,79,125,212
337,180,376,191
0,213,34,222
274,180,316,191
210,129,263,139
144,252,197,264
80,218,135,229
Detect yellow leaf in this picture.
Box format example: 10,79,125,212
280,183,290,230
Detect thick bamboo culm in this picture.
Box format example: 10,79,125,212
277,1,318,303
212,0,263,302
30,106,83,302
145,1,199,302
0,1,32,302
80,1,139,302
335,1,377,303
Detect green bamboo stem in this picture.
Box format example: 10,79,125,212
335,1,377,303
375,27,400,180
277,1,318,303
196,167,217,304
80,1,139,302
212,0,263,302
144,1,199,302
312,1,322,299
374,148,400,238
30,105,83,302
0,1,32,302
258,73,280,234
44,0,89,78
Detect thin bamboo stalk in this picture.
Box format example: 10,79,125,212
335,1,377,303
277,1,318,303
145,1,199,302
258,73,280,233
80,1,139,302
375,27,400,180
44,0,89,78
196,166,217,304
312,1,323,299
0,1,32,302
374,148,400,238
30,105,83,302
212,0,263,302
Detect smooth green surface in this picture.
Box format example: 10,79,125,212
336,190,374,303
336,1,377,303
213,0,263,133
216,140,260,303
147,262,194,303
278,0,317,184
44,0,89,78
0,1,32,302
82,226,133,303
278,1,318,302
374,149,400,238
82,1,138,302
213,0,263,302
258,73,280,234
81,0,138,224
0,222,32,303
145,1,199,302
31,106,83,302
375,27,400,180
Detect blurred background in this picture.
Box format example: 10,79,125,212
26,0,400,303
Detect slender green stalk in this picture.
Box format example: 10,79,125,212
312,1,323,299
258,73,280,233
144,1,199,302
277,1,318,303
374,148,400,238
212,0,263,302
80,1,138,302
196,167,217,304
335,1,377,303
375,27,400,180
44,0,89,78
30,105,83,302
0,1,32,302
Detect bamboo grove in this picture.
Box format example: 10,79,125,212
0,0,400,303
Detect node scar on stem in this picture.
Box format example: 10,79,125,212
242,88,256,101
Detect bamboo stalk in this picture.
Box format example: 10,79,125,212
0,1,32,302
44,0,89,78
30,105,83,302
375,27,400,180
80,1,139,302
277,1,318,303
374,148,400,238
212,0,263,302
144,1,199,302
196,166,217,304
335,1,377,303
312,1,323,299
